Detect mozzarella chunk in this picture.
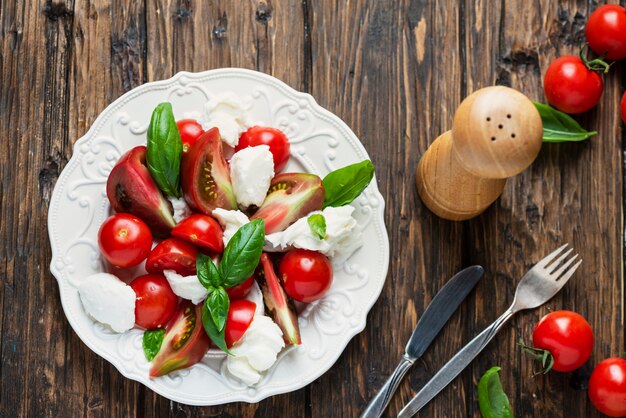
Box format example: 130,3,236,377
230,145,275,208
265,205,363,264
226,315,285,385
203,93,253,147
212,208,250,246
78,273,136,333
163,270,208,305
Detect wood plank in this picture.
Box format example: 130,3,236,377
142,1,307,416
0,1,81,417
61,1,147,417
306,0,466,416
462,1,624,418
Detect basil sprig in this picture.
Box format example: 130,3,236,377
146,102,183,197
533,102,597,143
322,160,375,208
198,219,265,353
307,214,326,240
142,329,165,361
478,366,514,418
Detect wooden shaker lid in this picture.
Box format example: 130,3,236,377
451,86,543,179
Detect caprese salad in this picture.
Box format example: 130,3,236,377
77,94,375,386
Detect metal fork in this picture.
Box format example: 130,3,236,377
397,244,581,418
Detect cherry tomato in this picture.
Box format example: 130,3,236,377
130,274,178,329
588,358,626,417
226,276,255,300
279,249,333,303
98,213,152,268
543,56,603,114
146,237,198,276
236,126,291,172
621,91,626,124
532,310,594,372
225,299,256,348
585,5,626,61
177,119,204,152
171,214,224,253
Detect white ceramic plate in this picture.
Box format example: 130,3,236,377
48,68,389,405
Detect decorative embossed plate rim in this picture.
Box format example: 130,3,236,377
48,68,389,405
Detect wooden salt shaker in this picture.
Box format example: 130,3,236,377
416,86,543,221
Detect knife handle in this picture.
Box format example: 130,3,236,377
360,354,415,418
397,308,515,418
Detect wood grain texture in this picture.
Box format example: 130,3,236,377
0,1,623,417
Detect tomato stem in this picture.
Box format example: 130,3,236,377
580,45,612,74
518,338,555,376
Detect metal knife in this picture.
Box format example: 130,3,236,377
359,265,484,418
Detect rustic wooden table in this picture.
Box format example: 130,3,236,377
1,0,624,417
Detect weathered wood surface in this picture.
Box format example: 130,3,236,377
1,0,623,417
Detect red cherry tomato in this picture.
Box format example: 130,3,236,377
225,299,256,348
588,358,626,417
621,91,626,124
236,126,291,172
543,56,603,114
585,5,626,61
146,237,198,276
171,214,224,253
130,274,178,329
531,310,594,372
226,276,255,300
177,119,204,152
279,249,333,303
98,213,152,268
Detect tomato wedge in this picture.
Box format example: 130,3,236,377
225,299,256,348
146,237,198,276
171,214,224,253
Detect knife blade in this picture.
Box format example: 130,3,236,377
359,265,483,418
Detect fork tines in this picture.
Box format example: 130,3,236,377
538,244,582,281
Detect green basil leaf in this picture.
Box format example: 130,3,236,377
196,253,220,289
219,219,265,288
142,328,165,361
207,287,229,332
307,214,326,240
322,160,375,208
201,299,230,354
478,366,514,418
146,102,183,197
533,102,597,143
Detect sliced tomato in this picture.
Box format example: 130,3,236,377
149,301,212,377
225,276,255,300
181,128,237,214
225,299,256,348
171,214,224,253
146,237,198,276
